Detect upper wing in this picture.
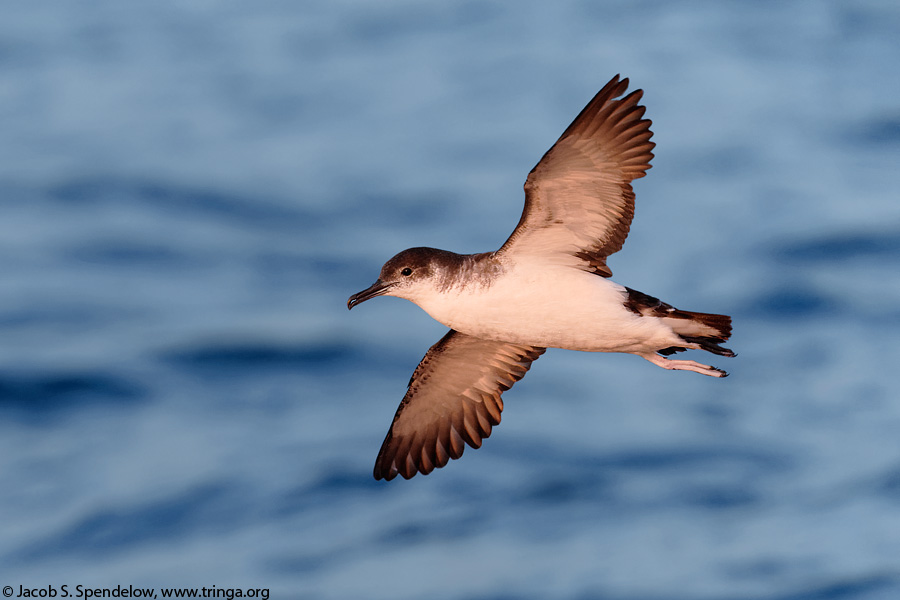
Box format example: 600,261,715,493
497,75,655,277
374,330,545,481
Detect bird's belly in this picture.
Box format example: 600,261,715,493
416,267,677,352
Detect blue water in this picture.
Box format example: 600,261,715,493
2,1,900,598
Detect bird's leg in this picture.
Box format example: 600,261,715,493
640,353,728,378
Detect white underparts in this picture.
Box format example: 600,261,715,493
408,259,686,354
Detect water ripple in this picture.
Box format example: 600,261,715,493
10,482,245,563
49,177,318,232
0,370,145,416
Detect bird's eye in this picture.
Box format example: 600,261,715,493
401,267,413,276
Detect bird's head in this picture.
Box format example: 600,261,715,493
347,247,453,310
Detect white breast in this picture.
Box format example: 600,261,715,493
410,259,681,353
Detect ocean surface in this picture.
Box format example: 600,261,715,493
2,1,900,598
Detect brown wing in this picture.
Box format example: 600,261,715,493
497,75,655,277
374,330,545,481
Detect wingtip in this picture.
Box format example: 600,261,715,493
373,461,398,481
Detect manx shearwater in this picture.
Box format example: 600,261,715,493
348,75,734,481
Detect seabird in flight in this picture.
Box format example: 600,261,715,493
348,75,734,481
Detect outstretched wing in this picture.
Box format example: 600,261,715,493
374,330,545,481
497,75,655,277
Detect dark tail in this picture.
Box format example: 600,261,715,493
660,311,735,357
623,287,734,358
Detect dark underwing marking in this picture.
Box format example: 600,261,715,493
574,250,613,277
